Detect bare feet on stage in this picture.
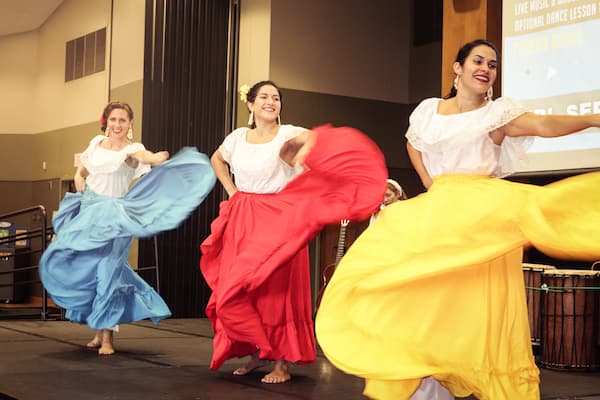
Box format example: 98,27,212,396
233,353,270,375
86,331,102,348
87,330,115,355
261,360,291,384
98,329,115,355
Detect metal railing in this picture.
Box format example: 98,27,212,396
0,205,162,322
0,205,54,320
137,236,161,294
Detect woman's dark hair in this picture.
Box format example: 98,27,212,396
444,39,499,99
100,101,134,132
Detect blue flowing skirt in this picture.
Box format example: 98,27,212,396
40,147,216,329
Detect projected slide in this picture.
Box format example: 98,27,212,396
503,0,600,172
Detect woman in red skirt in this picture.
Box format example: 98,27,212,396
200,80,387,383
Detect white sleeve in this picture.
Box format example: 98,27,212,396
489,98,534,177
79,135,104,169
280,124,307,141
484,97,529,133
219,128,245,164
405,98,438,151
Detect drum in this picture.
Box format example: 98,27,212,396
541,269,600,371
522,263,556,345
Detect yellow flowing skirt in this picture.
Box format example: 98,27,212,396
315,172,600,400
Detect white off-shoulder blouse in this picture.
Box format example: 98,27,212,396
406,97,533,178
80,135,151,197
219,124,306,193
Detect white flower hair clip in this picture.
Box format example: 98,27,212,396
239,84,250,103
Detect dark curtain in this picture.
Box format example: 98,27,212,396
139,0,238,317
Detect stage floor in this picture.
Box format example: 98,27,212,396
0,318,599,400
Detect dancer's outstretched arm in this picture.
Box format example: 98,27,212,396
128,150,169,168
496,112,600,139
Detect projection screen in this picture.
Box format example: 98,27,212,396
502,0,600,173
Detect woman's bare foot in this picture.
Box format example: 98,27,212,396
86,331,102,348
98,329,115,355
261,360,291,384
233,353,269,375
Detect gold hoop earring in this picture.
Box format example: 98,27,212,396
247,111,254,126
453,75,460,90
277,115,281,125
127,128,133,140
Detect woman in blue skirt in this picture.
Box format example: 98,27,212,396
40,101,215,355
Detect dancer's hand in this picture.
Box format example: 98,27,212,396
74,173,86,192
293,131,317,167
280,130,316,167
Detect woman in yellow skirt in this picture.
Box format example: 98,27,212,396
315,39,600,400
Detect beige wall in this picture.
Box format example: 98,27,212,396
0,31,38,134
0,0,146,182
238,0,271,90
270,0,411,103
35,0,111,134
237,0,426,127
111,0,145,88
110,0,145,140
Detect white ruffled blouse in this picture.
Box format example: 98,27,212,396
406,97,533,178
80,135,151,197
219,124,306,193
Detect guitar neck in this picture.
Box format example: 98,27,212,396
334,226,348,265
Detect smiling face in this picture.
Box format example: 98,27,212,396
454,44,497,98
248,84,281,124
106,108,132,139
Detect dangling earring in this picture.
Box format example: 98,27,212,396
485,86,493,101
453,75,460,90
247,111,254,126
277,115,281,125
127,128,133,140
104,127,109,137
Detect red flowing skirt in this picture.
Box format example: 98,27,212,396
200,125,388,370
